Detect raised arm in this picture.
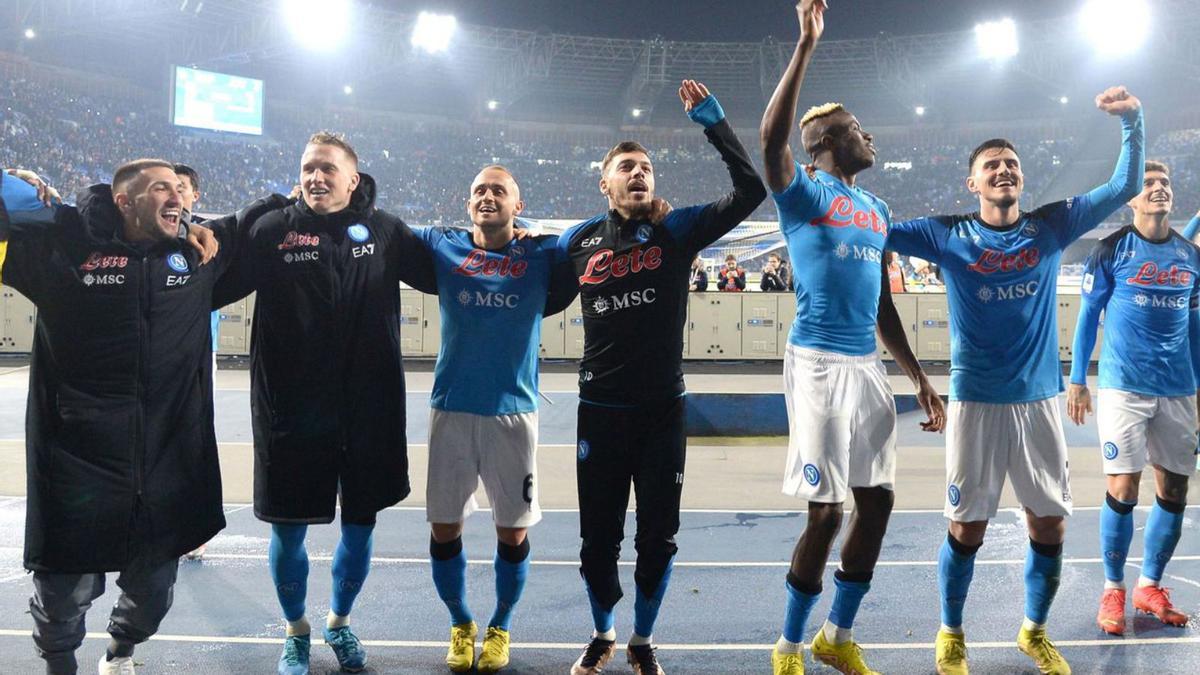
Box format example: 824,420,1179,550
663,81,767,252
1060,88,1144,244
876,258,944,432
759,0,826,193
1182,211,1200,242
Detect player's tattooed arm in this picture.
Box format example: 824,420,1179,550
759,0,827,193
876,258,945,432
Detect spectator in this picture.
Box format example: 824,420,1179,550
689,255,709,291
760,252,788,292
909,257,943,288
887,251,906,293
717,254,746,291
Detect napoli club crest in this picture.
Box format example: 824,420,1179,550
348,224,370,242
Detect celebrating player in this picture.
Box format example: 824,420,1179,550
0,164,267,675
886,87,1144,674
1066,160,1200,635
759,2,944,674
211,132,436,675
414,165,578,673
559,80,766,675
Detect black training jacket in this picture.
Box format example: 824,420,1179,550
0,178,277,572
558,120,766,405
213,174,436,523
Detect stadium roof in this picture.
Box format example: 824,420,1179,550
5,0,1200,126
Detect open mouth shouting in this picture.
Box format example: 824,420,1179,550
627,180,649,197
161,207,181,227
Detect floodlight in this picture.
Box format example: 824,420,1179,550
412,11,457,54
285,0,350,51
343,85,353,95
974,18,1018,60
486,99,499,111
631,108,643,118
1059,96,1069,105
1081,0,1150,56
914,106,926,116
24,28,35,39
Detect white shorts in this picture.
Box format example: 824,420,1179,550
782,345,897,503
426,409,541,529
1097,389,1198,478
945,398,1073,522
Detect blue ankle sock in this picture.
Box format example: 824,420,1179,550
330,522,374,617
1141,497,1185,582
1100,494,1136,583
938,534,978,629
430,536,473,626
1024,540,1062,625
633,555,674,638
828,571,872,630
782,574,820,644
490,539,531,631
586,586,616,634
269,524,310,622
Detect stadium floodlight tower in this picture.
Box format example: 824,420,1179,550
285,0,350,51
1081,0,1150,56
412,11,457,54
975,18,1018,60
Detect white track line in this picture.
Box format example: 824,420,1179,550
0,629,1194,650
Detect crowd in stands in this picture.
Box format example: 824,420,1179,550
3,67,1198,284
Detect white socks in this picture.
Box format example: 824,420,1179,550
286,616,311,636
629,633,652,647
1105,580,1125,590
327,612,349,629
1137,576,1158,588
821,620,853,645
593,628,617,641
940,624,964,636
775,636,803,654
1021,618,1045,632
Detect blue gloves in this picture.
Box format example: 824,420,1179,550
687,95,726,128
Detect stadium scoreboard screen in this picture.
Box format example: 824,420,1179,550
171,66,264,135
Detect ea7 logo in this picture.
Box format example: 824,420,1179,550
352,244,375,258
166,275,191,287
580,237,604,248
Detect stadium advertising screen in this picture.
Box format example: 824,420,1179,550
171,65,264,135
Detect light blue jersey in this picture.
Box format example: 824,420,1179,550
887,109,1144,403
1070,226,1200,397
414,226,558,416
773,165,890,356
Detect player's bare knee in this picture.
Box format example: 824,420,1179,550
948,519,987,547
1025,512,1065,545
1106,472,1140,502
1157,467,1189,505
496,526,527,547
851,486,895,519
430,522,464,543
805,501,844,538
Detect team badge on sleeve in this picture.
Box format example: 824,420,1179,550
1082,273,1094,293
577,440,590,460
1103,442,1119,460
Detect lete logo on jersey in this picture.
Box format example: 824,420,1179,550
810,196,887,235
578,245,662,285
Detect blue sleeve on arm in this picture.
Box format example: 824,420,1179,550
1070,299,1104,386
686,95,726,129
773,163,827,235
0,171,58,238
1182,215,1200,241
1070,246,1115,385
1061,108,1145,245
886,217,947,262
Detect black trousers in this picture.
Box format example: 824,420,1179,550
576,397,686,610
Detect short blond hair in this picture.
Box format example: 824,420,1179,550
800,102,846,127
307,131,358,166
